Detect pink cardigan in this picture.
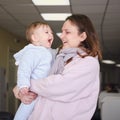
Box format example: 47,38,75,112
29,55,100,120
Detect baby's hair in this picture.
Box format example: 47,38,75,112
26,21,50,42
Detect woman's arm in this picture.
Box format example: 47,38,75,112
31,57,100,102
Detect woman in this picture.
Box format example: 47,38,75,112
13,14,102,120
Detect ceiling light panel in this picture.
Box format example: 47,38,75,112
102,60,116,64
56,32,62,37
41,13,71,21
32,0,70,5
116,64,120,67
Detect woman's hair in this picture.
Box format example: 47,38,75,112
26,21,50,42
66,14,102,60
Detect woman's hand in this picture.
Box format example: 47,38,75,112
13,86,21,99
13,86,38,104
19,91,37,104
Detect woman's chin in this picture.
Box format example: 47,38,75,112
62,45,70,49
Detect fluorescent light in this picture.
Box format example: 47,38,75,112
41,13,71,21
56,33,62,37
102,60,116,64
116,64,120,67
32,0,70,5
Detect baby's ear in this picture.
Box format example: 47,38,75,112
31,34,35,41
31,34,37,42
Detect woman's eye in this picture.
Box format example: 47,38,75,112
66,32,70,34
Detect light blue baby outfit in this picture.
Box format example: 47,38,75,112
13,44,53,120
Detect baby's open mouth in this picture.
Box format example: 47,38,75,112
48,39,52,43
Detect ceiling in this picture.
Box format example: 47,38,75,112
0,0,120,63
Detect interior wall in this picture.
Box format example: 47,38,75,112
0,28,27,67
0,27,27,113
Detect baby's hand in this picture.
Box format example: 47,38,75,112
20,87,29,95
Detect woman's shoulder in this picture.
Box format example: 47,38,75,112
75,55,99,63
73,55,99,69
64,55,100,77
85,56,99,63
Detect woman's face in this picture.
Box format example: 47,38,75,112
60,20,86,49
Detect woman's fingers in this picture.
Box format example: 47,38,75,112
13,86,38,104
13,86,20,99
19,91,38,104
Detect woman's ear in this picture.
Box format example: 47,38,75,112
80,32,87,42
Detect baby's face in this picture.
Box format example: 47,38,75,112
33,25,54,48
